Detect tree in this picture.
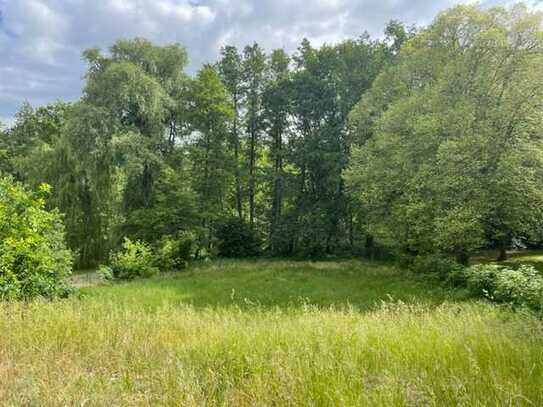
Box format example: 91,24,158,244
77,39,198,260
263,49,291,254
4,102,114,268
285,36,389,256
47,104,117,267
218,45,245,220
0,120,11,174
0,178,72,300
346,4,543,264
242,43,268,228
6,102,72,180
384,20,416,57
187,65,234,251
83,38,190,217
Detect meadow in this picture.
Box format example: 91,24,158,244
2,259,543,406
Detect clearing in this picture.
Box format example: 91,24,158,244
2,259,542,406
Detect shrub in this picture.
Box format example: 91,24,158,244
464,264,543,312
491,265,542,311
97,264,114,280
155,232,195,270
411,254,463,279
216,218,261,258
110,238,158,280
464,264,500,296
0,178,73,300
395,252,416,270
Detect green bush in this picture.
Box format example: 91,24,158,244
464,264,543,312
110,238,158,280
493,265,543,310
216,218,261,258
97,264,114,280
0,178,73,300
155,232,195,270
411,254,462,278
464,264,500,296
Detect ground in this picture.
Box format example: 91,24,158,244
473,249,543,271
2,258,543,406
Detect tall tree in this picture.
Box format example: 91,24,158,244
286,36,389,256
6,102,72,180
346,4,543,264
188,65,234,250
82,39,189,214
242,43,268,228
218,45,245,220
7,102,116,267
263,49,291,253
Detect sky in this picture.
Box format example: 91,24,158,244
0,0,541,127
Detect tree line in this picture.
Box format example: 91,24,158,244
1,3,542,268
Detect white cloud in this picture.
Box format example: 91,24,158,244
107,0,137,14
0,0,540,122
155,0,215,23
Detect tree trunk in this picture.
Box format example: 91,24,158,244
233,95,243,220
269,123,283,252
456,249,469,266
348,212,354,248
497,238,508,262
248,122,256,227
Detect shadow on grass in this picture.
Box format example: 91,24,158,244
472,249,543,272
80,259,469,311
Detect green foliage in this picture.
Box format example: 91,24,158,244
188,64,234,246
463,264,500,295
346,4,543,262
154,232,195,270
464,264,543,312
97,264,114,280
411,254,462,279
216,218,261,258
48,103,117,268
8,5,543,269
82,39,192,265
120,166,199,243
6,102,72,174
109,238,158,280
0,178,73,300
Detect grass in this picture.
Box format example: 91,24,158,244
2,259,543,406
81,259,462,310
473,249,543,271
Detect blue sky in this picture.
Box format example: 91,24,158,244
0,0,541,126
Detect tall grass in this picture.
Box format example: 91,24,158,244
2,260,542,405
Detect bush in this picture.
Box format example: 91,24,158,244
109,238,158,280
463,264,500,295
97,264,114,280
0,178,73,300
155,232,195,270
216,218,261,258
411,254,462,279
464,264,543,312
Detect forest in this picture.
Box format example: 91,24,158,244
2,4,542,271
2,2,543,405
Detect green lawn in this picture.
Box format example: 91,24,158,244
2,259,543,406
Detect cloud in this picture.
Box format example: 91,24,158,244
0,0,540,125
